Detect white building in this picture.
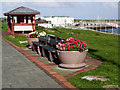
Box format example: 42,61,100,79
36,18,53,28
38,23,53,28
41,16,74,27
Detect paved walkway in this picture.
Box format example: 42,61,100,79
2,39,62,88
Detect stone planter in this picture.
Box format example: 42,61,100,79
28,38,39,49
58,49,88,69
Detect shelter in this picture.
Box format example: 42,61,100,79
4,6,40,34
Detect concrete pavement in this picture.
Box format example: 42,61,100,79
2,39,62,88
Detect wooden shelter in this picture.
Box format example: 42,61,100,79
4,6,40,34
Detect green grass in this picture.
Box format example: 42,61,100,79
67,62,119,88
3,35,28,47
0,22,7,32
2,24,119,88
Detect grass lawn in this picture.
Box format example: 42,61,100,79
0,22,7,32
2,35,28,47
2,24,119,88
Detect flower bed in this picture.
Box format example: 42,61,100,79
56,37,88,52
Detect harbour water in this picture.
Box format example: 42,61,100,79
97,28,120,33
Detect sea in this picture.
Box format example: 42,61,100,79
97,28,120,33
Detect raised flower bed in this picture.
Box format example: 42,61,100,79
56,37,88,69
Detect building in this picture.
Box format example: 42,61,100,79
36,18,53,28
41,16,74,27
4,6,40,34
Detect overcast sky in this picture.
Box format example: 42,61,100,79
0,1,119,19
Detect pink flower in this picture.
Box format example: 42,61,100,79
56,45,59,48
63,47,65,50
75,38,77,41
60,47,63,50
62,44,65,47
59,43,62,46
79,42,82,45
80,47,83,50
81,40,84,43
69,37,73,41
80,45,83,49
82,48,84,51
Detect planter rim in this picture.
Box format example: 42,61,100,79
58,49,88,52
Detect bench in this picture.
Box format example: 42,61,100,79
40,38,61,61
32,36,49,55
32,35,65,61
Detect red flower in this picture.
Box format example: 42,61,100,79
67,46,69,50
76,40,79,44
70,45,74,49
38,30,40,33
75,44,77,47
65,40,68,43
83,44,86,47
32,36,34,38
72,40,75,44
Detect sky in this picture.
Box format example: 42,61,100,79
0,1,119,19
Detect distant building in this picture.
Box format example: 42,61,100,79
36,18,53,28
4,6,40,34
41,16,74,27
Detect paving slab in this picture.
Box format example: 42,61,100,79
2,40,62,88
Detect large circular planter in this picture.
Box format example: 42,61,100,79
58,49,88,69
28,38,39,49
